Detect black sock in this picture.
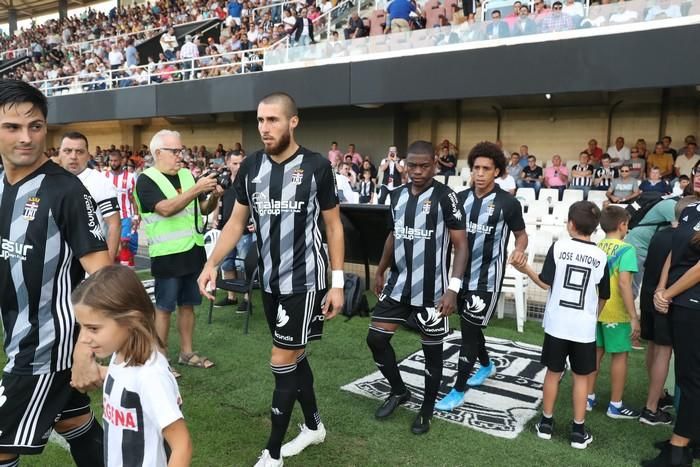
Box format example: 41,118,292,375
296,352,320,430
266,362,298,460
0,457,19,467
477,328,490,366
420,339,443,418
60,413,104,467
455,320,484,392
540,414,553,425
367,326,407,395
572,420,584,434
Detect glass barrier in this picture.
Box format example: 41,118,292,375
265,0,699,68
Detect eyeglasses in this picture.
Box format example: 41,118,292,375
620,169,630,173
159,147,183,156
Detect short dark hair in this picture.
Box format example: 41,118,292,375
663,135,672,142
60,131,88,148
601,153,611,160
568,201,601,236
527,155,536,161
579,151,589,157
467,141,506,175
599,206,630,233
407,140,434,157
225,150,242,158
0,79,48,120
492,9,501,15
331,141,338,145
678,174,690,182
259,92,297,118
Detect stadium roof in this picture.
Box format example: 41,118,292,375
0,0,107,25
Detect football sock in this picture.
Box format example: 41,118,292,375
420,339,444,418
266,362,298,459
296,352,320,430
367,326,407,395
59,413,104,467
455,320,485,392
0,457,19,467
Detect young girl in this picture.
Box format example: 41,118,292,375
72,265,192,467
358,169,375,204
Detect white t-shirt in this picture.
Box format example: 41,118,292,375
606,145,631,162
674,154,700,178
103,351,183,467
495,174,516,193
108,50,124,66
77,168,119,239
539,238,610,343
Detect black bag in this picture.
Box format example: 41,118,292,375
342,273,370,319
626,192,677,230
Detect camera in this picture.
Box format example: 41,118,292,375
199,168,232,190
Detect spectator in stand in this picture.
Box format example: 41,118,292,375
639,167,671,194
562,0,584,21
339,161,358,189
584,138,604,166
538,1,574,32
543,154,568,199
532,0,549,20
495,170,516,195
437,144,457,176
636,138,650,160
328,141,342,165
608,0,640,24
291,10,315,46
607,136,631,166
518,155,543,195
677,135,700,156
593,154,619,190
645,0,682,20
358,169,375,203
107,44,124,71
486,10,511,39
646,141,674,180
511,6,538,36
674,142,700,178
606,164,640,205
180,35,199,80
125,38,139,68
507,152,523,178
661,136,677,160
378,145,404,203
628,147,646,180
570,151,594,197
672,175,690,196
344,154,361,175
361,158,378,180
345,12,368,39
517,145,531,167
345,143,363,167
387,0,417,33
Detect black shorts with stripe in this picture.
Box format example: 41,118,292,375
458,290,499,327
0,370,91,454
262,290,326,349
371,296,449,338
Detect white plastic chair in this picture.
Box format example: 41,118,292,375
460,167,471,185
203,229,221,259
434,175,446,184
587,190,608,204
516,187,537,205
497,264,527,333
538,188,560,203
562,189,584,203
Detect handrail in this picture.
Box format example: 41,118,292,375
0,47,30,61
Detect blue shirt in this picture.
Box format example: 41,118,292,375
639,180,670,194
228,1,243,17
388,0,415,21
125,45,138,67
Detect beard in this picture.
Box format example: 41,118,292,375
264,131,291,156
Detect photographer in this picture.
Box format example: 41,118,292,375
437,144,457,176
378,145,404,204
134,130,220,372
214,150,254,311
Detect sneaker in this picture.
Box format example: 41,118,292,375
237,300,250,314
281,423,326,457
640,407,673,426
658,390,675,411
253,449,283,467
642,444,693,467
586,396,598,412
570,427,593,450
375,389,411,419
467,360,496,387
435,389,466,412
214,297,237,308
535,418,554,440
411,414,431,435
607,402,641,420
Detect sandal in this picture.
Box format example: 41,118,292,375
169,366,182,379
178,351,215,369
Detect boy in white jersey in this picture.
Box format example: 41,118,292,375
513,201,610,450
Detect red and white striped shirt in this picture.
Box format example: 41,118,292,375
105,169,136,218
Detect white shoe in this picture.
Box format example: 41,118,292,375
253,449,283,467
281,423,326,457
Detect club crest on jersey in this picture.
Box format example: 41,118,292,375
422,200,432,214
291,168,304,185
22,197,40,221
487,202,496,217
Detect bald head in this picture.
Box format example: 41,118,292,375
259,92,298,119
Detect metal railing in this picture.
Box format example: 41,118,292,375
0,47,30,61
251,0,304,19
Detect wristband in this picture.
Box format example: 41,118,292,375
448,277,462,293
331,270,345,289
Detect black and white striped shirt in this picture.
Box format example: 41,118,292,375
571,163,594,186
358,180,374,203
0,161,107,375
382,181,465,307
234,147,338,295
458,186,525,292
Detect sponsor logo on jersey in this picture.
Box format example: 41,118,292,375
276,304,289,328
467,221,494,235
465,295,486,314
0,238,33,261
103,398,139,431
291,168,304,185
83,194,105,241
422,200,432,214
22,197,40,221
447,191,461,218
417,307,442,327
394,221,434,240
251,192,305,215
